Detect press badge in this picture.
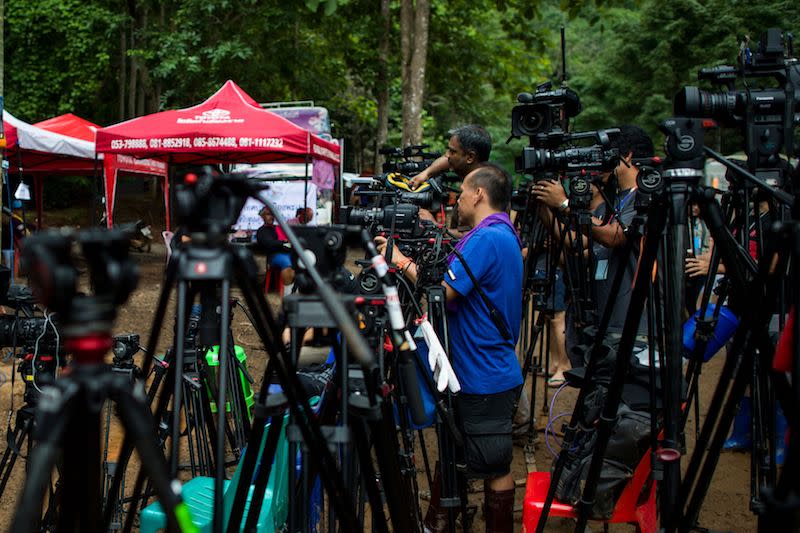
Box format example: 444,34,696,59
595,259,609,280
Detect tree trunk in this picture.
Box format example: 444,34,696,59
374,0,391,172
126,0,139,118
128,32,137,119
400,0,430,147
0,0,4,97
136,8,148,116
119,26,127,120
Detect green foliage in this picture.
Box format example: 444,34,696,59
5,0,122,121
554,0,800,151
4,0,799,174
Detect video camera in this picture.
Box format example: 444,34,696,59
674,28,799,185
340,203,423,238
675,29,799,127
516,129,621,175
0,266,62,355
349,172,451,214
511,82,582,142
379,144,441,176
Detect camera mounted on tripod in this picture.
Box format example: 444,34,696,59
516,128,621,176
511,82,582,141
175,167,260,241
341,203,424,238
674,28,799,187
291,225,362,294
21,228,138,361
379,144,441,176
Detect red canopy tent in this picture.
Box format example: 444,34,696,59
96,80,341,165
33,113,168,228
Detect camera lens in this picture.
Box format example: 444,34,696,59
512,103,552,137
522,111,547,134
674,87,739,123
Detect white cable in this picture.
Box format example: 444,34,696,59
31,311,60,392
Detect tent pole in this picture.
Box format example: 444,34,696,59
339,138,345,209
34,175,43,230
167,156,173,231
304,155,309,221
92,155,100,226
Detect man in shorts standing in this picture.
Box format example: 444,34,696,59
377,162,522,532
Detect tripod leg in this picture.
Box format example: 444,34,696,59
241,413,284,533
10,388,76,533
212,278,232,533
227,360,280,533
119,348,181,533
0,414,31,497
108,267,179,530
169,280,191,478
114,384,196,533
350,411,389,533
233,252,360,531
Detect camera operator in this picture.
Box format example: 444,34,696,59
376,163,522,533
409,124,491,189
532,125,655,366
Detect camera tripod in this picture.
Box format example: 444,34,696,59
10,229,195,533
514,177,599,429
0,351,58,502
107,174,385,533
535,118,797,533
392,227,472,533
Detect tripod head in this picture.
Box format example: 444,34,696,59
21,228,139,363
659,117,707,186
291,225,361,294
175,168,266,243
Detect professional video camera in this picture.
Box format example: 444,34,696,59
349,172,451,214
0,268,62,355
516,131,620,175
674,28,799,185
675,29,799,126
379,144,441,176
341,203,423,237
516,129,621,175
511,81,582,142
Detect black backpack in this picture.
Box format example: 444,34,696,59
555,391,652,519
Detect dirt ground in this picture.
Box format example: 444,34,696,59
0,241,755,532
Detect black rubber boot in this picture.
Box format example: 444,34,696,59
484,487,515,533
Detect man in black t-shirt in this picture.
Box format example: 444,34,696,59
533,125,655,365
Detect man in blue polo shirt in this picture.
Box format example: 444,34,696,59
376,162,522,532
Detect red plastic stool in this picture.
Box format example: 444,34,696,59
522,452,657,533
264,265,285,296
